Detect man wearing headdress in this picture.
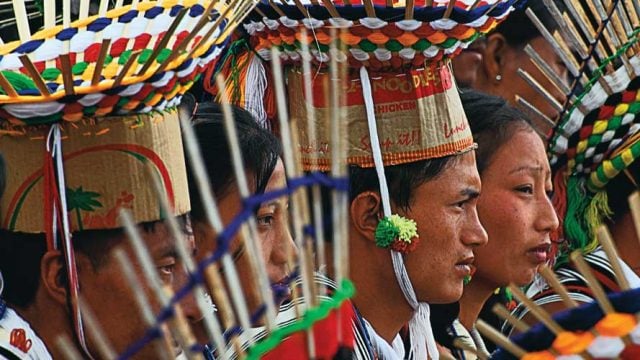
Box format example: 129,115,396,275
0,0,247,357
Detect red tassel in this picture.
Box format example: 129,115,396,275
550,168,568,262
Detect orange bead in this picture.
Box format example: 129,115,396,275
552,331,595,355
596,313,637,337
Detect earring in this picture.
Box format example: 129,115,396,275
495,74,502,81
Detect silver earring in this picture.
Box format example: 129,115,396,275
495,74,502,81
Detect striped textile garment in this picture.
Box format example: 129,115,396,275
504,247,640,336
204,273,376,360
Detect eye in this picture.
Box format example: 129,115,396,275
257,214,275,227
516,185,534,194
158,263,176,277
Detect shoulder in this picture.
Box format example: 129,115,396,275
0,306,52,360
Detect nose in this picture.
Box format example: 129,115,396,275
536,194,560,234
271,223,297,268
174,266,204,323
462,206,488,247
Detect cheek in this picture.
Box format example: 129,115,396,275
416,216,459,265
195,236,214,262
83,276,149,347
259,233,275,261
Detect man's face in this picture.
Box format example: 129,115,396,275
399,151,488,303
77,221,199,359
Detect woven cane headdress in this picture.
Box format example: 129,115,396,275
0,0,253,356
514,0,640,260
214,1,522,358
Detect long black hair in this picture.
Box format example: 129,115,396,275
185,101,282,222
492,0,562,49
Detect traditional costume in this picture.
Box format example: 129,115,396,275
0,1,245,357
494,0,640,356
219,0,520,358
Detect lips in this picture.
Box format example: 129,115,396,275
526,243,551,264
454,256,475,277
271,275,293,302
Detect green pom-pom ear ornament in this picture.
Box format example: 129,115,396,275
374,214,420,254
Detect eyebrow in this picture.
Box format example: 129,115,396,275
156,244,179,260
509,165,544,175
460,187,480,199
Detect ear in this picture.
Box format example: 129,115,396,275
350,191,383,243
482,33,508,83
40,250,69,306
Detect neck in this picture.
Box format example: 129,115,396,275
15,296,75,359
610,212,640,277
458,278,496,330
350,234,414,343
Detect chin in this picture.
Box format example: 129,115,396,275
514,271,537,287
424,285,464,304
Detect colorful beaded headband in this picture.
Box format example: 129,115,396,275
0,0,256,126
244,0,518,71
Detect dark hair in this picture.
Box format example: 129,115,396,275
431,89,532,351
186,102,282,222
349,156,455,211
0,217,188,308
460,88,533,174
606,159,640,222
493,0,561,49
0,154,5,200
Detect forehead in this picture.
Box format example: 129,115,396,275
488,130,549,174
264,159,286,192
416,151,481,195
130,222,180,257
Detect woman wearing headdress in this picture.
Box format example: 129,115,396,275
452,0,569,135
502,0,640,336
431,89,559,359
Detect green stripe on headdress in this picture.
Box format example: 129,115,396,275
562,176,592,260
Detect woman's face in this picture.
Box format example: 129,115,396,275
473,128,559,287
479,35,568,134
193,159,294,313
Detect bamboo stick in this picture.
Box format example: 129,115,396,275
509,284,564,335
492,303,531,334
78,296,118,359
269,50,318,358
570,251,615,314
476,320,527,358
596,225,631,291
118,211,203,360
114,248,174,360
538,265,579,309
145,164,230,359
179,103,255,352
216,73,279,330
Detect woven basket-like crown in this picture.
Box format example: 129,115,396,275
0,0,255,126
244,0,518,71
